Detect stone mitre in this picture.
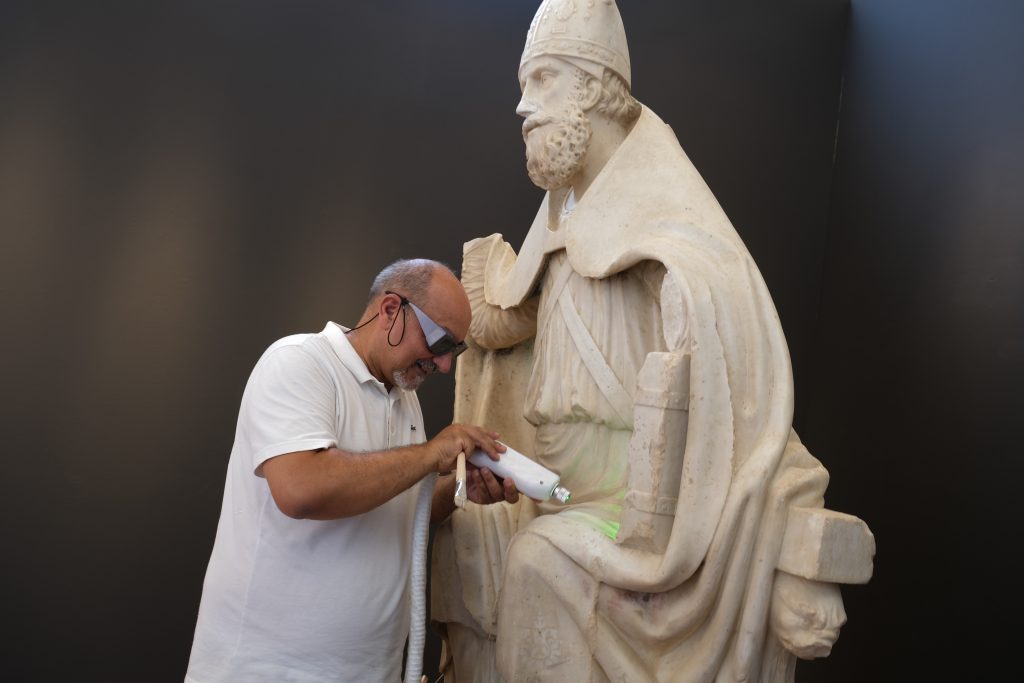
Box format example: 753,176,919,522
521,0,631,87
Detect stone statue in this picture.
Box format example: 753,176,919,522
431,1,874,681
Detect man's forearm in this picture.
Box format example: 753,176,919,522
431,473,458,523
263,443,441,520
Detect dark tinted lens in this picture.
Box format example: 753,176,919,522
427,336,468,358
427,335,457,356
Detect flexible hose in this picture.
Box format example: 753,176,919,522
404,471,437,683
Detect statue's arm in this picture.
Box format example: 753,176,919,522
617,266,690,552
462,234,539,350
769,451,875,658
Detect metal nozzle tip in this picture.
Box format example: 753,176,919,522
553,486,571,504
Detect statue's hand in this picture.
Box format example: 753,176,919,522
770,571,847,659
462,233,538,349
462,233,505,300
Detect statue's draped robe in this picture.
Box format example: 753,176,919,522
431,107,830,682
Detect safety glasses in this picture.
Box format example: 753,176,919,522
386,291,468,359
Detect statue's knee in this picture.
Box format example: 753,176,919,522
504,531,555,585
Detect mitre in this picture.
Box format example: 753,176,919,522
520,0,631,88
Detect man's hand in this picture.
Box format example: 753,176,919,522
429,428,518,522
428,423,505,473
466,465,519,505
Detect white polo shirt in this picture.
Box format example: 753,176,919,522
187,322,426,683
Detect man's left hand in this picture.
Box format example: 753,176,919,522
467,465,519,505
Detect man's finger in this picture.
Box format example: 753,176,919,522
503,477,520,503
472,430,505,461
467,470,486,503
479,467,504,501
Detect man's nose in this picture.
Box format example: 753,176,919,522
433,353,453,374
516,97,537,118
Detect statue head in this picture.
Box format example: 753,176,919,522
517,0,641,191
520,0,631,87
769,572,848,660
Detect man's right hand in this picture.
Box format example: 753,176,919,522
428,423,505,473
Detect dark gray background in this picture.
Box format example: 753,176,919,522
1,1,1019,680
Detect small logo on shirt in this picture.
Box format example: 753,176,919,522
410,425,417,431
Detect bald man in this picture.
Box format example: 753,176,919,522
187,259,517,683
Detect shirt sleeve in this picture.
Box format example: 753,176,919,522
238,344,338,476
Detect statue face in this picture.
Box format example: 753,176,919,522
517,56,592,191
769,573,847,659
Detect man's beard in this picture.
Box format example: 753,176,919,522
392,359,437,391
523,103,592,191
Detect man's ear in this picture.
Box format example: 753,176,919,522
580,74,603,111
379,294,402,327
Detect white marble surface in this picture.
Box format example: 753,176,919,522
431,2,874,681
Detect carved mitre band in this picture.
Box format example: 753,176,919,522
520,0,631,88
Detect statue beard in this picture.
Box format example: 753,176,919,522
523,103,592,191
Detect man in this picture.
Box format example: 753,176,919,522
431,2,873,681
186,259,517,683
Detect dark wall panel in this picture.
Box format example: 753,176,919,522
0,1,852,680
800,0,1024,679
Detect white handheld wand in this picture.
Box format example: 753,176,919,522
468,442,571,503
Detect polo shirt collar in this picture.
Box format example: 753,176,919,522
322,321,382,388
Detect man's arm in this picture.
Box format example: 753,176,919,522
262,424,503,520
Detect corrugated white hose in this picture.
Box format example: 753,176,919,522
404,470,438,683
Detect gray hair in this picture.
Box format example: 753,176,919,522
368,258,454,304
